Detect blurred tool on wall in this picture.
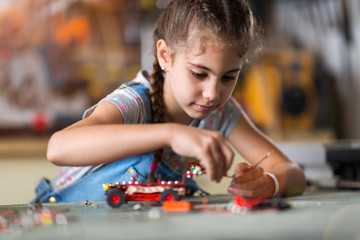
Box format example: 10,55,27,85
233,39,339,141
273,0,360,139
232,0,342,142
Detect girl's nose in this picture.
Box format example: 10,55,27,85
202,81,219,102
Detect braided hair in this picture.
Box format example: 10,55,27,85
148,0,260,182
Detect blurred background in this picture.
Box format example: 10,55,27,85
1,0,360,204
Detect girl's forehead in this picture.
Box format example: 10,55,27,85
169,27,242,63
184,28,239,56
186,30,223,53
183,37,238,59
176,40,243,71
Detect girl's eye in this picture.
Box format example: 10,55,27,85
191,71,207,79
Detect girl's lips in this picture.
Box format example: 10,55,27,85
194,104,215,112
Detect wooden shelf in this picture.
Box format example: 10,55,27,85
0,137,49,158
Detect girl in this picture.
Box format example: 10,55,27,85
34,0,306,203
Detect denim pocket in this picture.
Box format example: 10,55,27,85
114,166,147,183
32,178,54,203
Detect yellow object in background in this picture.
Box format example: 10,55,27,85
238,61,282,133
279,50,317,132
234,48,318,137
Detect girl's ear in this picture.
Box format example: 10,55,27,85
157,39,170,71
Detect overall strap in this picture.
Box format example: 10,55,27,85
119,81,152,124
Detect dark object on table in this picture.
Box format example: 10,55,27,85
326,141,360,189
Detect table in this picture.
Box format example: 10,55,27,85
1,189,360,240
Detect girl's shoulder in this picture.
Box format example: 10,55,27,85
83,71,152,123
119,70,151,90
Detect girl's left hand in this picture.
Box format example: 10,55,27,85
227,162,274,199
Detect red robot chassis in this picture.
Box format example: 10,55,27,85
103,162,204,208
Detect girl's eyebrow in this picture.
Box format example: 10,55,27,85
188,62,241,74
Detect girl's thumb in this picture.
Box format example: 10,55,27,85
234,162,251,174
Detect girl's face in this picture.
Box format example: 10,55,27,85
162,39,243,124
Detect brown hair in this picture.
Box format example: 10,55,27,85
148,0,260,182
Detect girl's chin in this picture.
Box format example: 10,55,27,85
186,109,213,120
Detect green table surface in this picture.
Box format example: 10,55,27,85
1,189,360,240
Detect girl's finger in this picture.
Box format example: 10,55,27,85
234,165,264,183
227,186,262,198
228,179,266,198
221,142,234,174
234,162,251,174
200,151,218,182
209,142,227,182
230,175,266,190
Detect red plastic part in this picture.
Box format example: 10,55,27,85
126,193,161,202
110,194,121,204
234,195,268,208
163,201,193,212
163,193,175,201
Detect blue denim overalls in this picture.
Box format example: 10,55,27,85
32,81,201,203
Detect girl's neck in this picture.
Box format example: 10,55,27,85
165,112,193,125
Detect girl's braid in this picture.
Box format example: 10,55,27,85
150,59,166,124
148,58,166,183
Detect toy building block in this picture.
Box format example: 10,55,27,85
162,201,194,212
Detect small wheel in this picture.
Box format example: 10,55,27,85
161,189,179,203
107,189,125,208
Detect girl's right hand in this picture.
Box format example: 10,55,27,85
168,124,234,182
227,162,277,199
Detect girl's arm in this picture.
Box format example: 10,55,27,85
227,110,306,198
47,101,170,166
47,101,233,182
